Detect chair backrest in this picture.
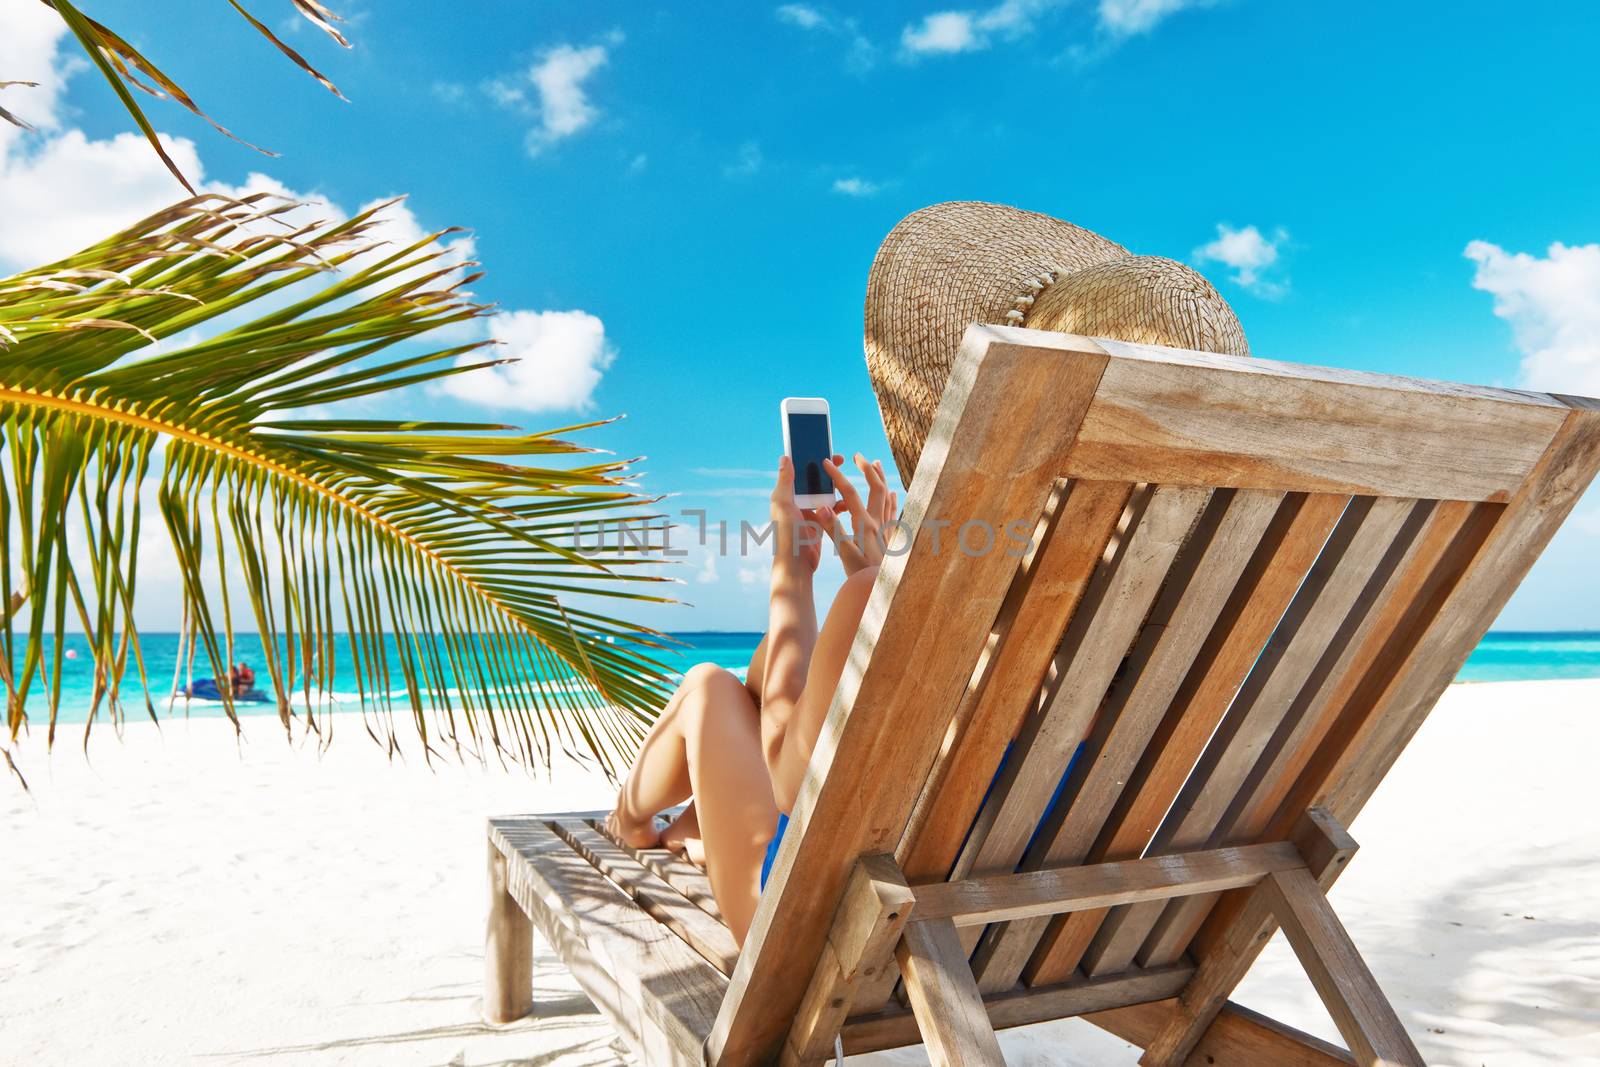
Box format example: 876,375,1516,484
707,325,1600,1065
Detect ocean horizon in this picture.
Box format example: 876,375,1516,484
19,629,1600,725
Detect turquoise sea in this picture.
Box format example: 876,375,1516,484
20,630,1600,725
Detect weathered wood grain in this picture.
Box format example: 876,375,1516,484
897,918,1007,1066
707,331,1111,1066
553,819,741,975
488,817,727,1067
899,478,1134,887
484,836,534,1024
1085,496,1414,973
968,488,1281,990
1259,867,1424,1065
1141,399,1600,1066
911,842,1303,925
596,817,726,924
1031,330,1570,502
1089,997,1356,1066
784,855,916,1065
841,965,1193,1056
1024,492,1348,986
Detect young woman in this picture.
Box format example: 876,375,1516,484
605,198,1253,945
604,451,898,944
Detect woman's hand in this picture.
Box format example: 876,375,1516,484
770,456,824,575
816,453,899,577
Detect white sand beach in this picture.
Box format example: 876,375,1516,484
4,678,1598,1066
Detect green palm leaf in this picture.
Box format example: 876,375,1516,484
0,192,677,780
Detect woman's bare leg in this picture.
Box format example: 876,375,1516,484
743,633,769,704
659,802,706,867
606,662,778,942
653,636,769,869
607,671,701,849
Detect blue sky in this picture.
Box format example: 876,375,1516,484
3,0,1599,631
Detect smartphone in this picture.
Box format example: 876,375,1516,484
780,397,834,508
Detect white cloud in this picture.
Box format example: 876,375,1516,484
1,23,616,416
902,12,982,54
776,4,877,70
0,130,204,269
531,44,608,139
900,1,1067,56
1193,223,1289,298
724,141,764,179
487,40,615,156
831,176,882,197
0,1,75,156
1465,239,1600,396
776,3,828,29
694,546,719,584
440,309,615,413
1098,0,1212,37
898,0,1205,59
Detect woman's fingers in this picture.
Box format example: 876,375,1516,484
822,457,868,522
858,453,888,526
814,504,842,543
874,462,897,524
772,455,793,501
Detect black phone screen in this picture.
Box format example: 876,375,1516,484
787,412,831,497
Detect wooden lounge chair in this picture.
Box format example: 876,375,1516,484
485,325,1600,1066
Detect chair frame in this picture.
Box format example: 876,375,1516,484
484,326,1600,1066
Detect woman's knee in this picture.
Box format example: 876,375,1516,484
678,663,753,731
681,661,740,693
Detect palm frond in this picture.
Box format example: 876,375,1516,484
9,1,353,190
1,193,677,779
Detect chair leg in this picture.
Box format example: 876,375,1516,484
896,918,1006,1067
484,838,534,1023
1258,868,1423,1067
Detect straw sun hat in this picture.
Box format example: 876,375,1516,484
865,201,1250,486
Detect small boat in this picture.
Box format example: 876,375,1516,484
179,677,269,702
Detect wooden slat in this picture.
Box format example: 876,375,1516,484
911,842,1304,925
1089,998,1356,1066
552,819,741,975
1137,498,1480,994
1018,492,1349,987
921,483,1203,997
784,855,916,1065
488,817,727,1067
1031,329,1570,502
1081,496,1416,974
594,817,726,924
840,483,1198,1018
1141,403,1600,1066
1129,498,1448,968
899,477,1135,885
843,480,1135,1020
896,918,1007,1067
966,488,1282,990
706,331,1112,1066
841,964,1193,1055
952,484,1206,890
1258,868,1424,1065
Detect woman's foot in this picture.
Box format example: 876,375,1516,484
660,803,708,868
603,808,661,850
